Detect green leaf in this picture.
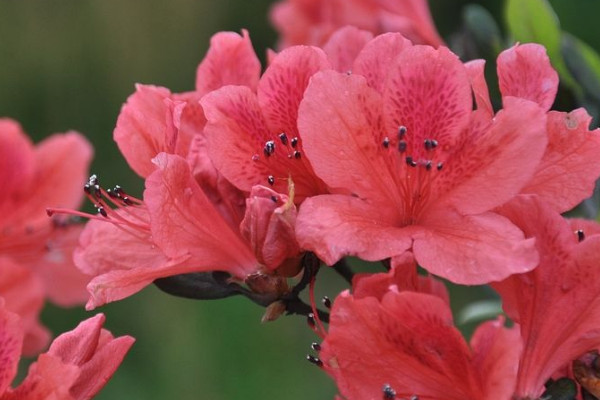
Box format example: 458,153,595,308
505,0,579,92
457,299,503,325
562,32,600,102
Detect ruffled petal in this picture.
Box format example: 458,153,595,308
296,194,411,265
521,109,600,212
145,154,258,278
497,44,558,112
414,208,538,284
195,30,261,94
0,301,23,396
0,119,35,212
322,26,373,72
464,59,493,118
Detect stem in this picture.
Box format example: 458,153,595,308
331,258,354,283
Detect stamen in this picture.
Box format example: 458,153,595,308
424,139,438,150
405,156,416,167
322,296,331,309
270,195,278,203
382,384,396,399
306,354,323,367
291,137,298,148
311,342,321,352
278,132,288,145
576,229,585,242
425,161,432,171
263,140,275,157
293,150,302,159
437,162,443,171
397,125,407,138
382,137,390,148
398,141,407,153
267,175,275,186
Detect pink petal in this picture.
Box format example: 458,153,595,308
321,290,485,400
0,119,35,212
298,70,399,205
378,0,445,47
296,194,412,265
352,32,412,93
145,154,258,278
202,85,273,191
433,97,547,215
114,84,190,178
258,45,330,136
493,195,600,398
0,302,23,396
414,208,538,284
497,44,559,112
464,59,494,118
521,109,600,212
195,30,261,94
352,253,449,304
469,318,521,400
322,26,373,72
382,45,472,155
0,257,49,356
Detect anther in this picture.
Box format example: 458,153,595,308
405,156,417,167
424,139,438,150
576,229,585,242
267,175,275,186
291,137,299,148
382,384,396,399
322,296,331,309
263,140,275,157
398,141,407,153
278,132,288,145
425,160,432,171
311,342,321,352
97,206,108,218
270,195,278,203
382,137,390,148
88,174,99,186
83,183,91,194
437,162,443,171
307,313,316,329
294,150,302,159
306,354,323,367
123,196,133,206
397,126,407,138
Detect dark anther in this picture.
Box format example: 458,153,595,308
93,184,101,198
97,206,108,218
306,354,323,367
294,150,302,159
382,384,396,399
576,229,585,242
278,132,288,145
83,183,91,194
425,160,432,171
408,397,419,400
270,195,278,203
113,185,124,196
267,175,275,186
424,139,438,150
398,140,407,153
311,342,321,352
322,296,331,309
123,196,133,206
382,137,390,148
307,312,316,329
88,174,99,185
405,156,417,167
437,162,443,171
263,140,275,157
397,125,407,138
291,137,299,148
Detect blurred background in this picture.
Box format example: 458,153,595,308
1,0,599,398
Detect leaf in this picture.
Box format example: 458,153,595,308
504,0,579,92
457,299,503,325
562,32,600,103
463,4,502,55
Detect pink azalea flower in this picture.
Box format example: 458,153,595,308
295,34,548,284
0,308,134,400
492,195,600,399
318,265,521,400
0,119,92,350
270,0,444,49
466,43,600,212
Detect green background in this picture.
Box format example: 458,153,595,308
1,1,599,398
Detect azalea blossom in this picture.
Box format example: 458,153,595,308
0,305,133,400
317,257,521,400
295,34,551,284
0,119,92,352
270,0,444,49
492,195,600,399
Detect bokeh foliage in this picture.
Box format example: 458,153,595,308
1,0,599,398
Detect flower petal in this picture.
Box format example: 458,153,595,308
464,59,493,118
414,208,538,284
296,194,411,265
0,119,35,211
195,30,261,94
322,26,373,72
0,301,23,395
146,154,258,278
497,44,558,112
521,109,600,212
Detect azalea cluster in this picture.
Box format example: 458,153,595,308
4,0,600,399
